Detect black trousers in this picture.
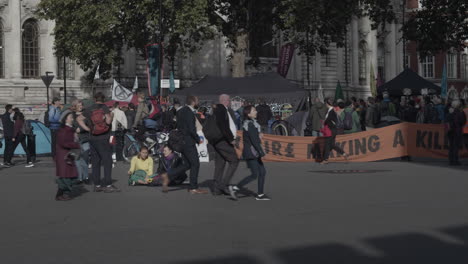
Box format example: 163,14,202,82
12,134,31,163
182,144,200,190
3,137,14,163
323,134,345,161
115,130,125,161
213,140,239,192
237,158,266,194
50,129,58,159
448,135,462,164
89,138,113,186
27,134,36,163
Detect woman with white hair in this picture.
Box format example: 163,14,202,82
446,100,466,166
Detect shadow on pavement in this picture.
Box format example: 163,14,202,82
171,224,468,264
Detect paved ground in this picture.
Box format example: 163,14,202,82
0,157,468,264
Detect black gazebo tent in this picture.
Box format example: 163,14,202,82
173,72,306,104
378,68,441,96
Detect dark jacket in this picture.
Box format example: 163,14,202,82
309,102,328,131
125,109,136,131
214,104,237,143
1,112,14,138
242,120,265,160
55,125,80,178
256,104,273,126
157,152,188,184
176,106,199,146
13,119,24,138
324,108,338,135
447,109,466,137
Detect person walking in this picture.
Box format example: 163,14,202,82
176,95,208,194
11,109,34,167
77,93,120,193
55,112,81,201
321,98,349,164
211,94,240,196
1,104,15,167
446,100,466,166
48,98,63,159
229,105,270,201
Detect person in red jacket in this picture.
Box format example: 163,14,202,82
11,108,33,167
55,112,81,201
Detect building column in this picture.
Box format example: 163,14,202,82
388,23,397,80
351,17,359,87
6,0,22,79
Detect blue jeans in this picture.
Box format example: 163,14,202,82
237,158,266,194
75,142,90,181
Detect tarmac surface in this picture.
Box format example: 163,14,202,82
0,157,468,264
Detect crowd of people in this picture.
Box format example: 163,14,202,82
0,92,271,202
1,90,467,201
307,92,468,165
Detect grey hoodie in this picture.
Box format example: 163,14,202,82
309,102,328,131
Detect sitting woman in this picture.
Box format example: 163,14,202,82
154,145,188,192
128,147,154,185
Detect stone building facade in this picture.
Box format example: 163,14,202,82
0,0,467,119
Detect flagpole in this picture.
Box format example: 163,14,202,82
158,0,163,99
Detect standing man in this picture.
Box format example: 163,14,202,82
176,95,208,194
111,102,128,162
212,94,240,195
2,105,15,167
48,98,62,159
77,93,120,193
256,101,273,134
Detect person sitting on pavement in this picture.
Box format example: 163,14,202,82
151,145,188,193
128,146,155,186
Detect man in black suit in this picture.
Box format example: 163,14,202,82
212,94,240,195
176,96,208,194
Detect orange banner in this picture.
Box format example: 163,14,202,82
235,123,467,162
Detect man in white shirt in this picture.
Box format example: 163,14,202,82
111,102,128,162
211,94,240,195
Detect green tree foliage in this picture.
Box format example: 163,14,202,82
402,0,468,59
275,0,395,58
36,0,215,77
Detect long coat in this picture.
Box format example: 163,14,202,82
55,125,80,178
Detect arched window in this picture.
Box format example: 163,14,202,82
22,19,40,78
359,41,367,85
0,21,4,78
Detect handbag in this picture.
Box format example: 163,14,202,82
320,121,332,137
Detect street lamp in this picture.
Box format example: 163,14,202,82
41,71,55,114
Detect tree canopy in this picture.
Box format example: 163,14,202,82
275,0,395,58
402,0,468,58
36,0,215,76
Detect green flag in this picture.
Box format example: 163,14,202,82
169,71,176,93
335,81,344,101
370,62,377,97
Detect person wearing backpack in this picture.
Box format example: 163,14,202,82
77,93,120,193
211,94,240,196
11,108,34,167
340,102,362,134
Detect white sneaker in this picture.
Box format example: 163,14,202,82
25,162,35,168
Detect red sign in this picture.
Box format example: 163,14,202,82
277,43,295,77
